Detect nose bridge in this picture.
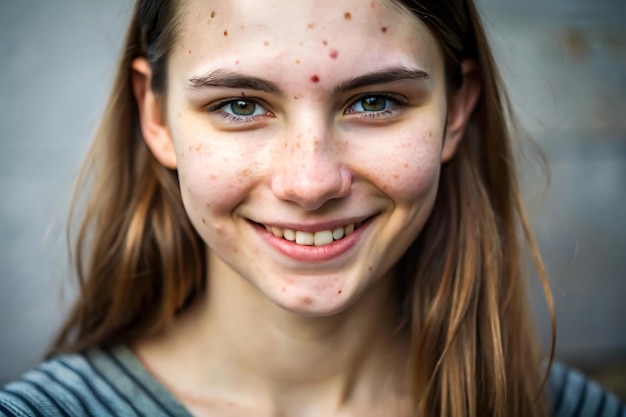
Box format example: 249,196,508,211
271,113,350,210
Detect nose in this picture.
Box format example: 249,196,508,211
270,125,351,211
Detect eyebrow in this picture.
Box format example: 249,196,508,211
186,66,429,95
333,67,430,94
187,69,282,95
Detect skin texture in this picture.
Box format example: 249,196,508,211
131,0,480,415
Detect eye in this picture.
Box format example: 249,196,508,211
344,94,406,119
219,99,268,117
353,96,389,112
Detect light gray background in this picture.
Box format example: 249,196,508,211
1,1,625,383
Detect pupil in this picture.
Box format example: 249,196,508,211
363,96,385,111
232,100,255,115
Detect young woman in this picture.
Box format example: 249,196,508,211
1,0,624,416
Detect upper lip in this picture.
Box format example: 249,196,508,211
250,215,375,233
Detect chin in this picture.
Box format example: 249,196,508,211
270,289,359,318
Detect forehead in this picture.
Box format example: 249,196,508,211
171,0,443,87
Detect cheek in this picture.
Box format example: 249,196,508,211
366,129,443,201
171,124,262,219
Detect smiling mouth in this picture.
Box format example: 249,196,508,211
260,222,364,247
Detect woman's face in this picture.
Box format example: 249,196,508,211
158,0,457,315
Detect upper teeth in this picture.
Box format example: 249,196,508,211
265,223,355,246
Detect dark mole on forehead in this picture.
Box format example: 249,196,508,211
223,29,228,36
344,12,352,19
210,11,216,18
381,26,387,33
310,75,320,83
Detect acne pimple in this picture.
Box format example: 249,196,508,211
223,29,228,36
210,10,216,18
344,12,352,19
329,49,338,59
381,26,387,33
310,74,320,83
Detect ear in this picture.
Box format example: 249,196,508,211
441,60,482,162
131,57,177,169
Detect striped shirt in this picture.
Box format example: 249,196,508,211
1,345,624,416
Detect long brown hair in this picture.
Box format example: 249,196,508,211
50,1,555,416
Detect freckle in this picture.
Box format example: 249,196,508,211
241,91,245,96
329,49,338,59
302,297,312,305
296,142,301,149
313,138,319,145
307,23,315,29
322,40,328,46
201,218,207,224
178,113,181,118
368,266,373,271
381,26,387,33
337,290,342,294
223,29,228,36
295,59,300,64
188,49,192,54
211,10,216,18
404,163,409,168
310,74,320,83
344,12,352,20
282,287,286,293
194,144,201,151
393,174,399,179
264,40,269,46
293,95,299,100
235,60,240,64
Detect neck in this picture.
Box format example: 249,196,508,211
135,252,410,415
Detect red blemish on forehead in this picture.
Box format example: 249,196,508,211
344,12,352,19
223,29,228,36
310,75,320,83
381,26,388,33
329,49,338,59
210,10,216,18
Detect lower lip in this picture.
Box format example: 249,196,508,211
253,219,374,263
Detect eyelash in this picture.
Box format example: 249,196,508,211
206,93,407,124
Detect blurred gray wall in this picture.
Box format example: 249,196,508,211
1,0,625,383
